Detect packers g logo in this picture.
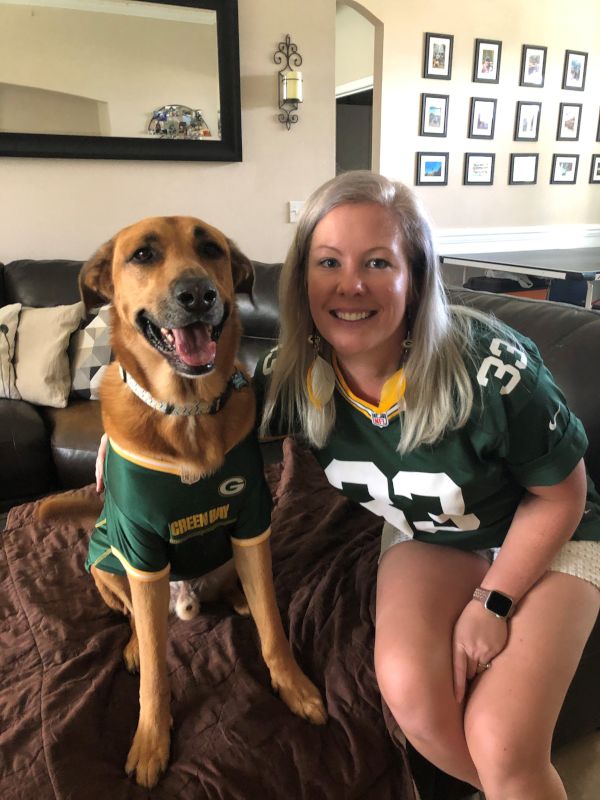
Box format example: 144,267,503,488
219,476,246,497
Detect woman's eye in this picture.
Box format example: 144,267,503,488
367,258,389,269
320,258,339,268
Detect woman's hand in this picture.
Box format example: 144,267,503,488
95,433,108,493
452,600,509,704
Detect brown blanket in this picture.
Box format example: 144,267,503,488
0,438,416,800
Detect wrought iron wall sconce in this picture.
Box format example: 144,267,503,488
274,34,303,130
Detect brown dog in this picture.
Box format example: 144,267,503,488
40,216,326,788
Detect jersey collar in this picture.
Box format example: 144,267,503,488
332,354,406,428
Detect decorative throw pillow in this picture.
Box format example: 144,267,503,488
69,304,112,399
0,303,22,400
14,302,84,408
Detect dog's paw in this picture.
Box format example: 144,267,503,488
272,668,328,725
125,722,170,788
123,632,140,673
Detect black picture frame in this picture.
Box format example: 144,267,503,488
464,153,495,185
562,50,587,91
519,45,547,87
590,155,600,184
0,0,243,162
420,93,449,136
472,39,502,83
514,101,542,141
550,154,579,184
557,103,582,141
423,33,454,79
415,152,449,185
509,153,539,185
468,97,497,139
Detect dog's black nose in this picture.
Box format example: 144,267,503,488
174,278,217,312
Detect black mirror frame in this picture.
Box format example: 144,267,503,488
0,0,242,162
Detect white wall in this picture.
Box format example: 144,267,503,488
358,0,600,234
336,4,374,92
0,0,336,263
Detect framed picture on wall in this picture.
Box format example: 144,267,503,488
519,44,547,87
590,155,600,184
551,154,579,184
472,39,502,83
420,93,449,136
562,50,587,90
464,153,495,185
468,97,497,138
557,103,582,140
509,153,539,185
514,101,542,141
415,152,449,185
423,33,454,79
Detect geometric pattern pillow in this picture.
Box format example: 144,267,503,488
69,304,112,399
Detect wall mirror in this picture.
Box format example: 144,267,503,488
0,0,242,161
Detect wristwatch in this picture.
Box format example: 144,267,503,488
472,587,514,619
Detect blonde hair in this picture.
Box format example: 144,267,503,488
261,170,496,453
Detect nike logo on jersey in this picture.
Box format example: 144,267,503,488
549,408,560,431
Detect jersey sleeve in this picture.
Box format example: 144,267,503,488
105,498,170,581
504,360,588,486
473,326,588,487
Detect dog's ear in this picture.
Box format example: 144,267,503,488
79,239,115,312
228,238,255,296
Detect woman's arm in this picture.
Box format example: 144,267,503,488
96,432,108,492
452,459,587,701
477,458,587,603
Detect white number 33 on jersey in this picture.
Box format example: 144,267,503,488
477,337,527,396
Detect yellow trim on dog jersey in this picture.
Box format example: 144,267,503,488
109,438,180,476
110,546,171,582
231,528,271,547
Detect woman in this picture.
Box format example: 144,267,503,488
256,171,600,799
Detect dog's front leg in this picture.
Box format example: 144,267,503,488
232,533,327,725
126,574,171,788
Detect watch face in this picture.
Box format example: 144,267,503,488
486,590,512,617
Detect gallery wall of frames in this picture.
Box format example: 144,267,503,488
416,33,600,188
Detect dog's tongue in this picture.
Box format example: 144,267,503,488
172,323,216,367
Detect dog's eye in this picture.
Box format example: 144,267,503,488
200,241,224,259
130,247,155,264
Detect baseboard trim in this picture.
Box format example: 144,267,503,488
436,225,600,255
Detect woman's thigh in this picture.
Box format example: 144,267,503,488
375,541,488,701
464,572,599,767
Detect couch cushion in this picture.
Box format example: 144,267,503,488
14,302,84,408
41,398,105,490
3,259,83,307
0,399,55,510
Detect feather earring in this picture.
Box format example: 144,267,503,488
306,332,335,410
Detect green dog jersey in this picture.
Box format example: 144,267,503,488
86,434,272,582
255,322,600,551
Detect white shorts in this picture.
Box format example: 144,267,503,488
379,522,600,591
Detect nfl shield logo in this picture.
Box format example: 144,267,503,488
371,412,389,428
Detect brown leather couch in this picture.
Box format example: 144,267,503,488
0,257,598,798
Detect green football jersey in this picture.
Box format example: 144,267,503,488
255,323,600,550
86,434,272,582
